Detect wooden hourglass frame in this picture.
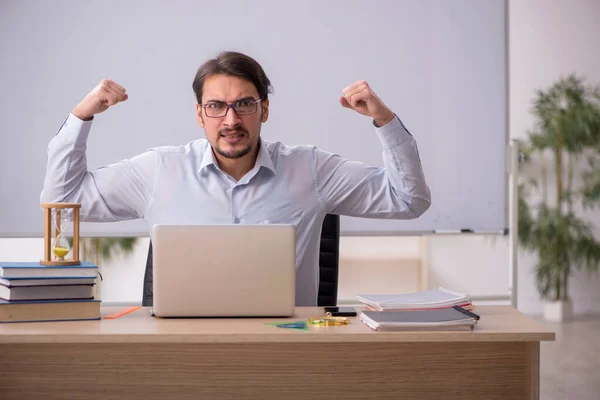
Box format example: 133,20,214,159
40,203,81,266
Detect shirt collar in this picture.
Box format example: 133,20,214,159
197,142,217,173
254,138,276,175
197,138,276,175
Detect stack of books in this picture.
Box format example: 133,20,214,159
0,261,101,323
357,287,479,331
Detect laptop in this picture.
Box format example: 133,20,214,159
150,224,296,317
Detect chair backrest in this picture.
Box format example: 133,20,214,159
142,214,340,307
316,213,340,306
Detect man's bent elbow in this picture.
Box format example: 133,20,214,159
40,188,67,205
408,196,431,218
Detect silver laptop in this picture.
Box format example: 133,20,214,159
151,224,296,317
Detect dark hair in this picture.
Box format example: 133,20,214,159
192,51,273,104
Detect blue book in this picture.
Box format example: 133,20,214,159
0,261,98,279
0,277,96,287
0,298,101,323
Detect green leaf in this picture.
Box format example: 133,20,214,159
67,237,139,265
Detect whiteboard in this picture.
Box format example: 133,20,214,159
0,0,507,237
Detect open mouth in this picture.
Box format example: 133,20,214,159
220,131,247,144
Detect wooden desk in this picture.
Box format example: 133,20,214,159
0,306,554,400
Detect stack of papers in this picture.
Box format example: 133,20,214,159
357,287,473,311
359,306,479,331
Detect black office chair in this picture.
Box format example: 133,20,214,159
142,214,340,307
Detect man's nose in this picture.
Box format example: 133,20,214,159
223,106,242,126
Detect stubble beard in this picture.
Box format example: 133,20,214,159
214,125,260,160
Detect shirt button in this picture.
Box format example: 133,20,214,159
234,217,240,224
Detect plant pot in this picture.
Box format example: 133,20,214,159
543,299,573,322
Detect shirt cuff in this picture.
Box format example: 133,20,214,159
374,114,413,147
56,113,93,145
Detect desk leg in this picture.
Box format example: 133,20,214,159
525,342,540,400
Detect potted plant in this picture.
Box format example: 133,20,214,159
518,74,600,322
69,237,138,300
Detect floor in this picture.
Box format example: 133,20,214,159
539,315,600,400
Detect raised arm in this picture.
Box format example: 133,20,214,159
40,80,156,222
313,81,431,218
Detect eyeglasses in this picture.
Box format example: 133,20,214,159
201,98,263,118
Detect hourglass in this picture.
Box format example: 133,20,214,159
40,203,81,266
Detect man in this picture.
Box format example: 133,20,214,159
41,51,431,306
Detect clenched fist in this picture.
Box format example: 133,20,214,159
340,80,395,127
72,79,128,121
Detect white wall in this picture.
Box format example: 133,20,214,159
424,0,600,316
508,0,600,315
346,0,600,315
2,0,600,314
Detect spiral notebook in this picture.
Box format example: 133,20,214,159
359,305,480,331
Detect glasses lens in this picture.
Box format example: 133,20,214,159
205,102,227,117
234,100,257,115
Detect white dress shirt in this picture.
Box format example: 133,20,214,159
41,113,431,305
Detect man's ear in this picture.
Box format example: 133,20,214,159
260,99,269,123
196,104,205,128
